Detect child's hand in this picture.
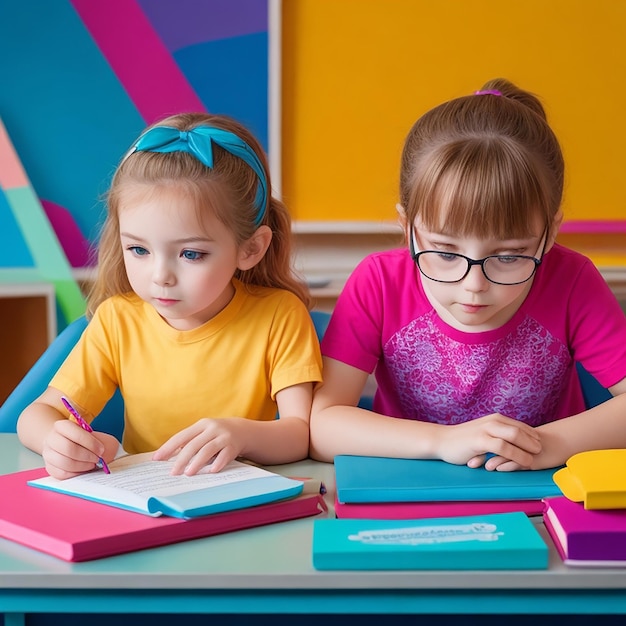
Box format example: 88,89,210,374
436,413,541,470
474,424,565,471
153,417,249,475
41,419,111,480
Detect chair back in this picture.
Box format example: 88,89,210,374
0,311,336,435
0,318,89,432
576,363,612,409
0,316,124,436
310,309,331,342
0,310,610,435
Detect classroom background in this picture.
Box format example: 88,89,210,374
0,0,624,405
0,3,625,624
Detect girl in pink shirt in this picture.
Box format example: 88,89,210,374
310,79,626,470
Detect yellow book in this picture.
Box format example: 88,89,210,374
553,449,626,510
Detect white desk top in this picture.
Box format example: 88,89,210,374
0,434,625,616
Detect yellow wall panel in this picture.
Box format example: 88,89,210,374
282,0,626,223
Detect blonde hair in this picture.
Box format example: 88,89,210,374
400,78,564,240
87,113,309,318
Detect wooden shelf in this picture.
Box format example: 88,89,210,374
292,220,403,235
0,277,56,405
293,221,403,310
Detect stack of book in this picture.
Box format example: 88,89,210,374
311,454,561,571
0,453,327,562
543,449,626,567
333,455,562,519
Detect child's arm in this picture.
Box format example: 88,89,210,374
17,387,120,479
485,377,626,471
153,382,314,475
309,357,541,466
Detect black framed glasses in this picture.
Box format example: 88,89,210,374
409,228,548,286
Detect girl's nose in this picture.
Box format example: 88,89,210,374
462,263,490,292
152,260,176,286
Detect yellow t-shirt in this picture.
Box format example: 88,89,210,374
50,280,323,453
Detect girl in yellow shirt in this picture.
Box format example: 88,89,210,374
17,113,322,479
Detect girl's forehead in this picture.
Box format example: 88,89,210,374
413,213,546,240
119,180,189,202
119,186,220,232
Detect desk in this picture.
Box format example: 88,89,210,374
1,434,626,624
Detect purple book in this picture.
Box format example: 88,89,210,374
543,496,626,566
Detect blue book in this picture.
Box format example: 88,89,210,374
335,455,562,504
312,512,549,570
28,452,304,519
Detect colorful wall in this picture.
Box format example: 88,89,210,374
0,0,270,252
281,0,626,225
1,0,624,265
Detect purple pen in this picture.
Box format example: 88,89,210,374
60,396,111,474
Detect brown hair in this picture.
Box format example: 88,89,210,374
87,113,309,318
399,78,564,240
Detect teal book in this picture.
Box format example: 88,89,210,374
335,455,562,504
312,512,548,570
28,452,304,519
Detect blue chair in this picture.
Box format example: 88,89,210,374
0,310,339,435
0,316,125,437
0,311,610,434
310,310,374,410
310,309,330,341
576,362,612,409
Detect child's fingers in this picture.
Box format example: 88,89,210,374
42,446,101,479
482,439,535,469
485,419,541,454
164,435,221,475
484,455,527,472
202,448,233,474
152,426,197,461
466,453,486,468
47,421,105,462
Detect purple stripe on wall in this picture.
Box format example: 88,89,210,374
136,0,268,52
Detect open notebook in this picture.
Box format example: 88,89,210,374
27,452,304,518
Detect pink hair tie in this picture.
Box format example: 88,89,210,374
474,89,502,96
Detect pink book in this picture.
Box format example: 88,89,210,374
0,468,327,562
334,495,544,519
543,495,626,566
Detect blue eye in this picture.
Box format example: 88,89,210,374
181,250,205,261
495,255,522,265
436,252,462,262
128,246,149,256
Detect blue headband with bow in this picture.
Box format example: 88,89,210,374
127,125,268,225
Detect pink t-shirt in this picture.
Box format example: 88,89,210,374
322,244,626,426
